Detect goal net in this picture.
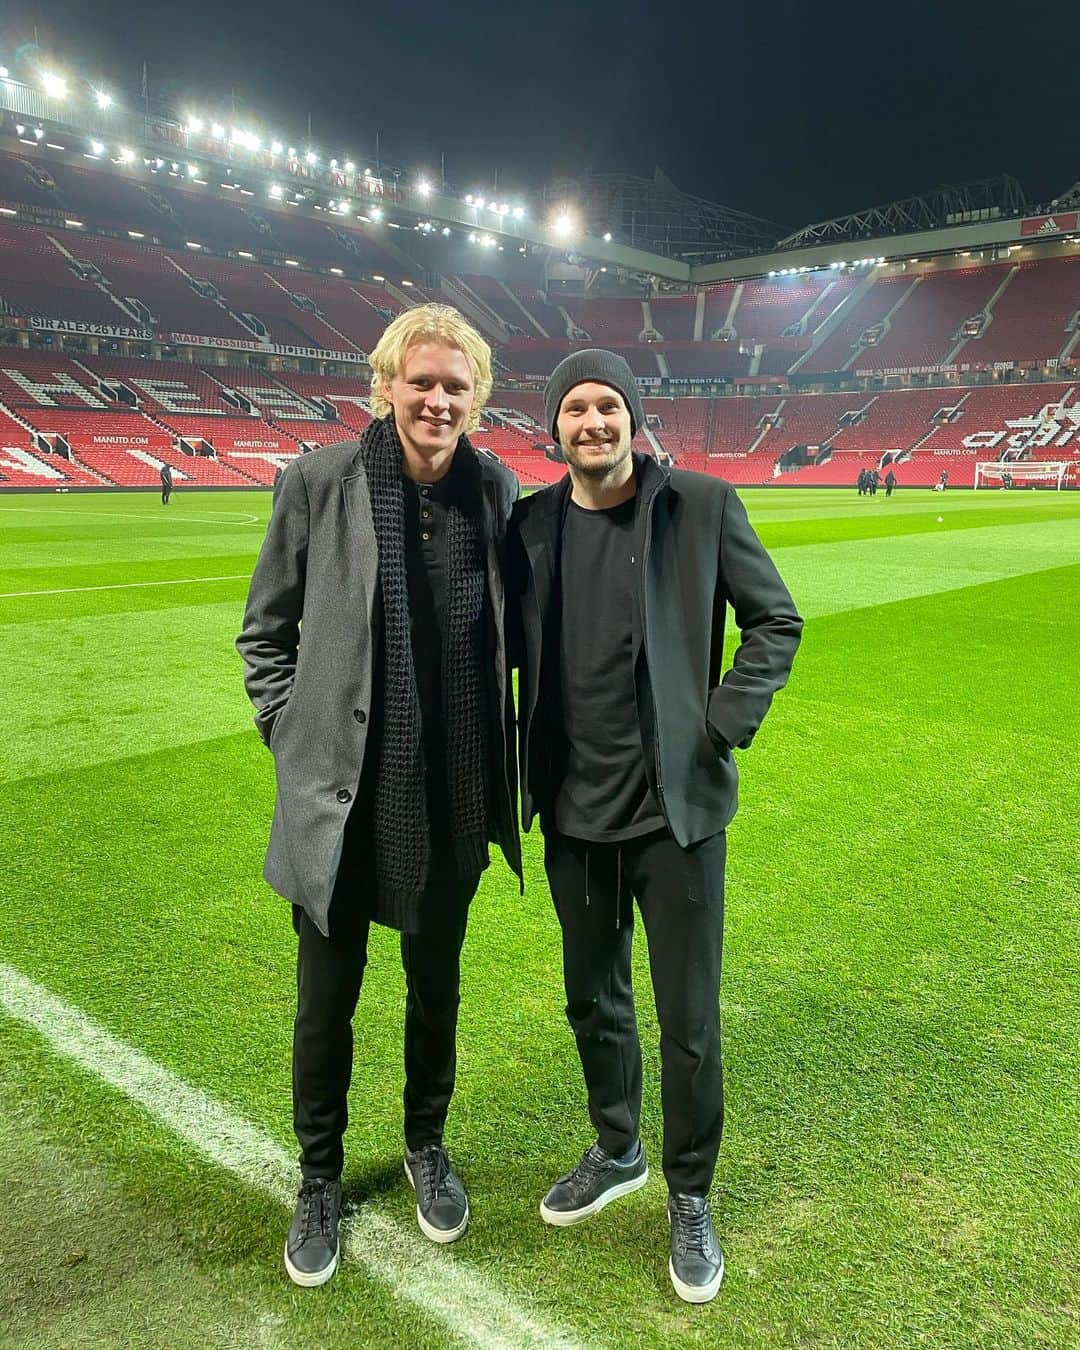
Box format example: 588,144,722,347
974,461,1072,490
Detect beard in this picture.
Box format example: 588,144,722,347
562,436,632,479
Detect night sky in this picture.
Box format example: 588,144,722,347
3,0,1077,232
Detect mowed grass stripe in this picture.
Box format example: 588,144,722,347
0,554,262,592
0,965,584,1350
3,600,253,782
752,497,1080,549
772,517,1078,620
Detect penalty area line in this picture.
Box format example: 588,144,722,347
0,575,251,598
0,962,585,1350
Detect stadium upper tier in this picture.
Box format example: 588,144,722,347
2,145,1079,379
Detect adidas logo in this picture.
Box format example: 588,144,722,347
1037,217,1060,235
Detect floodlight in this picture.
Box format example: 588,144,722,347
94,90,112,110
553,213,575,238
42,72,67,99
270,184,283,198
513,206,525,220
603,231,612,242
0,66,8,78
287,147,297,158
211,123,225,139
330,267,344,275
338,201,350,216
372,274,385,282
345,161,355,172
464,194,474,205
118,147,134,163
90,140,104,155
441,227,450,236
33,127,43,139
305,151,317,165
475,196,485,209
187,116,204,134
271,140,283,155
187,164,199,177
370,206,383,220
468,232,476,242
768,270,777,277
330,159,338,169
417,179,431,196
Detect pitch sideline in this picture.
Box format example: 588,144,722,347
0,961,586,1350
0,575,251,598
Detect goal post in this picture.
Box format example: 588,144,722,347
974,461,1071,490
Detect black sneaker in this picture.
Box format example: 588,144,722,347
668,1192,724,1304
540,1140,648,1226
284,1177,341,1287
404,1144,469,1243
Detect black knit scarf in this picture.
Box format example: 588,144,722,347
359,414,489,932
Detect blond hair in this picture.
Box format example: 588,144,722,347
368,303,493,433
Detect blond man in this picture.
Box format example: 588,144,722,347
238,305,521,1285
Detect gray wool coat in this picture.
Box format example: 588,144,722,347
236,437,523,936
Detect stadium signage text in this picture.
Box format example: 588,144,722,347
30,317,154,340
170,333,362,362
1019,212,1079,238
961,401,1080,452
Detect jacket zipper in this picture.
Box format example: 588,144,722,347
639,475,668,815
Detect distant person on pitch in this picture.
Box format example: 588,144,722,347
160,461,173,505
237,305,522,1287
885,469,897,497
509,350,802,1304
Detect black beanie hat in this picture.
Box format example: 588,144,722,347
544,348,645,441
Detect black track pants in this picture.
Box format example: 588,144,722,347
544,827,726,1195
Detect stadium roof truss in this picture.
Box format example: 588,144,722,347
568,170,781,264
776,176,1029,250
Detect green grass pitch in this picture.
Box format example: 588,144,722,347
1,486,1077,1348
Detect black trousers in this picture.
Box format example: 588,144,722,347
161,485,171,504
543,827,726,1196
292,865,478,1179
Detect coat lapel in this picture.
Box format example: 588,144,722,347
341,452,379,629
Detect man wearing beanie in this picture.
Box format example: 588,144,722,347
509,348,802,1303
238,305,521,1286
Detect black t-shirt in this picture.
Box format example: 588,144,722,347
554,495,664,842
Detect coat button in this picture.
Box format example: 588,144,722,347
336,788,352,804
353,709,366,724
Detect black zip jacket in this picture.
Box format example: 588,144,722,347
509,453,803,846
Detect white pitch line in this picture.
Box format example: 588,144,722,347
0,963,585,1350
0,575,250,598
0,506,263,525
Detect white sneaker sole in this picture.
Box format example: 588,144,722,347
669,1250,724,1303
283,1239,338,1288
539,1165,649,1227
404,1159,470,1244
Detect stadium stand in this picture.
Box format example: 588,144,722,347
952,257,1080,366
0,222,139,326
852,266,1005,373
2,143,1080,491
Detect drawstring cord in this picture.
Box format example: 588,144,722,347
582,844,626,930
